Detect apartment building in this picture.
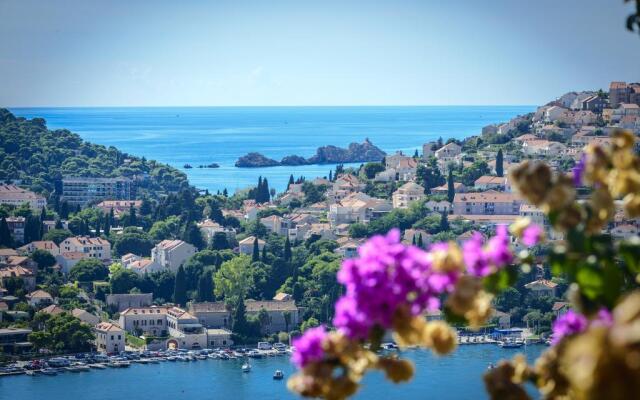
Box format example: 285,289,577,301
95,322,125,354
62,177,134,207
150,240,196,273
0,185,46,211
453,191,523,215
392,182,426,209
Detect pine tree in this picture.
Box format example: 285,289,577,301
173,265,187,306
284,236,292,262
496,149,504,177
414,149,419,158
439,212,450,232
0,217,13,248
417,234,424,248
223,188,228,197
447,170,455,203
252,237,260,262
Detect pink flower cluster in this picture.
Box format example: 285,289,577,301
291,326,328,368
462,226,514,277
333,229,457,340
551,308,612,344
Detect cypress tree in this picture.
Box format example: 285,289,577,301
257,177,263,202
328,170,333,182
183,221,205,250
284,236,292,262
109,208,115,226
129,205,137,227
197,271,214,302
414,149,419,158
262,178,270,202
412,235,416,246
232,298,248,336
447,170,455,203
417,233,424,248
496,149,504,177
40,206,47,222
287,175,294,190
103,213,110,236
60,201,69,219
0,217,13,248
173,265,187,306
252,238,260,262
439,212,450,232
223,188,228,197
261,243,268,263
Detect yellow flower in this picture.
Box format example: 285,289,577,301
446,276,482,316
429,241,464,273
423,320,458,355
509,161,552,206
509,217,532,238
623,193,640,218
465,290,494,330
585,186,615,234
378,357,415,383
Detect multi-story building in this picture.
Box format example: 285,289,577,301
453,191,523,215
150,240,196,273
610,81,631,108
392,182,426,209
59,236,111,262
106,293,153,312
18,241,60,256
95,200,142,218
0,185,46,211
189,299,300,334
62,177,134,207
197,219,236,243
238,236,265,255
328,192,392,226
5,217,25,244
95,322,125,354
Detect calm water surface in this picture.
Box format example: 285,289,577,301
10,106,533,193
2,345,545,400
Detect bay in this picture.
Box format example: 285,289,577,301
9,106,533,194
2,345,545,400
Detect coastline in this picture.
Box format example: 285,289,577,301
8,105,534,193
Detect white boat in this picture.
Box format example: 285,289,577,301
499,339,524,349
273,370,284,380
242,362,252,373
40,368,58,376
90,364,107,369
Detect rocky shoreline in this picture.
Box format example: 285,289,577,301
234,139,386,168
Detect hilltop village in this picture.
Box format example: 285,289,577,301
1,81,639,359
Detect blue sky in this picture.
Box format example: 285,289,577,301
1,0,639,106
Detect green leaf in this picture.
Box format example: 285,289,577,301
576,266,604,300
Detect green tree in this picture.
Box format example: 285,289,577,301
284,236,292,262
110,269,141,294
42,229,73,245
214,255,254,303
112,231,154,257
252,237,260,262
183,221,205,250
31,249,56,270
447,169,455,203
439,212,450,232
362,162,385,179
69,258,109,282
173,265,187,306
197,270,215,302
496,149,504,177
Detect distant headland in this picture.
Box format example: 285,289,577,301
235,139,386,168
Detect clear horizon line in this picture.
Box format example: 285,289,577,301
5,103,538,109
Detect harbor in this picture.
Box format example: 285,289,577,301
0,344,547,400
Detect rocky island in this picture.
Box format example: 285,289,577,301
235,152,280,168
235,139,386,168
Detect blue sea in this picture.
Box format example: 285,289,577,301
10,106,533,194
2,345,545,400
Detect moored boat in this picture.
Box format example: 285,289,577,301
273,370,284,380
